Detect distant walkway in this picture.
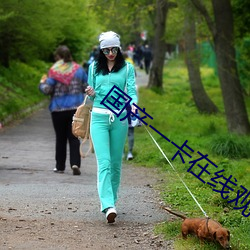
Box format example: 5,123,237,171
135,68,149,88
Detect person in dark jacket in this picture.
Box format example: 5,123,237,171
143,44,152,74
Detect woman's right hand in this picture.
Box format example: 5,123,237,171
85,86,95,97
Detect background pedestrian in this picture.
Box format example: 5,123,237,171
39,45,88,175
143,44,153,74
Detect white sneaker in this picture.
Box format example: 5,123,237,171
127,152,133,160
53,168,64,173
105,207,117,223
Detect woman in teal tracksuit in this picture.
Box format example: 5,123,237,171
86,31,138,223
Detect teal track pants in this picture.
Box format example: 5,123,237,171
90,111,128,212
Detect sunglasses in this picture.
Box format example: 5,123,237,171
102,47,119,55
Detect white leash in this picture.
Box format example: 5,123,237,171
144,125,209,218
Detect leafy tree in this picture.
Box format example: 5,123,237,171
232,0,250,95
183,1,218,113
148,0,177,89
151,0,217,112
54,1,99,62
0,0,57,66
190,0,250,134
0,0,99,67
164,1,184,44
232,0,250,39
91,0,155,47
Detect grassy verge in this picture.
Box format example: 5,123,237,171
128,58,250,250
0,60,50,125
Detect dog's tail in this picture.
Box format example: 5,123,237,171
161,206,187,220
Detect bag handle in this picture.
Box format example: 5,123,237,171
79,111,94,158
79,137,94,158
79,96,94,158
83,94,88,105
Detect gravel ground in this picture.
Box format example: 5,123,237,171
0,71,175,250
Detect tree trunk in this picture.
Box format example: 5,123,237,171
184,4,218,114
212,0,250,134
147,0,168,90
191,0,250,134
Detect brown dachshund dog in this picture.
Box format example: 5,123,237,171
162,207,231,249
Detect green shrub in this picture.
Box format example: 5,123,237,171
0,60,49,122
209,134,250,159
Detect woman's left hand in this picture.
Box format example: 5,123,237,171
131,103,138,114
85,86,96,97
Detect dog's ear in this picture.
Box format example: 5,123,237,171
227,230,230,241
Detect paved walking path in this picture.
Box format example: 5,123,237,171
136,68,149,87
0,70,173,249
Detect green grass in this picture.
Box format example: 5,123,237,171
209,134,250,159
128,58,250,250
0,60,50,123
